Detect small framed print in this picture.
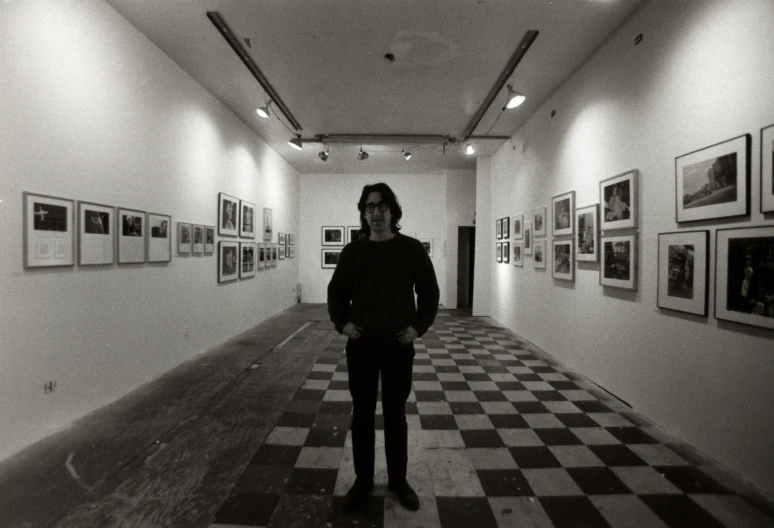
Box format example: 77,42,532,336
177,222,191,254
278,232,286,245
218,192,239,237
657,230,709,316
240,200,256,238
552,240,574,281
496,219,502,240
257,243,266,269
204,226,215,253
322,226,344,246
240,242,256,278
524,224,532,255
420,238,433,257
601,234,637,290
263,207,273,242
25,192,75,268
761,123,774,213
289,233,295,246
600,170,637,231
533,240,546,269
118,208,146,264
502,217,510,239
272,243,279,265
532,207,547,237
502,241,510,263
279,240,286,260
218,241,239,283
192,225,204,254
715,226,774,329
322,248,341,269
676,135,750,223
78,201,114,266
512,214,524,240
552,191,575,237
512,241,524,267
496,242,502,263
288,246,295,258
575,204,599,262
147,213,171,263
348,225,362,244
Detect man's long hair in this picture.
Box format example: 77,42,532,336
357,182,403,236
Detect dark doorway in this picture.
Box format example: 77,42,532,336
457,226,475,307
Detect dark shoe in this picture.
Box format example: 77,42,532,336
388,480,420,511
342,479,374,513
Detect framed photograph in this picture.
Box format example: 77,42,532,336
601,234,637,290
279,239,286,260
512,241,523,267
657,231,709,316
512,214,524,240
118,208,146,264
502,217,510,239
348,225,362,244
576,204,599,262
552,191,575,237
533,240,546,269
147,213,171,263
78,201,114,266
322,226,345,246
240,200,256,238
218,192,239,237
496,219,502,240
24,192,75,268
600,170,637,231
524,223,532,255
257,243,266,269
192,225,204,254
204,226,215,253
420,238,433,257
278,232,286,245
218,241,239,283
552,240,574,281
177,222,191,254
240,242,256,278
761,124,774,213
322,248,342,269
272,243,279,265
288,246,296,258
502,241,510,263
263,207,273,242
532,206,547,237
715,226,774,329
289,233,295,246
676,135,750,223
496,242,502,263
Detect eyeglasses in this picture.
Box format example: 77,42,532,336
364,202,389,213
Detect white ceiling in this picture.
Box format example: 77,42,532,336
107,0,647,174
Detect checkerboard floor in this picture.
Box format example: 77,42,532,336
210,315,774,528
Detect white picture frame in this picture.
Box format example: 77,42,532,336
263,207,273,242
512,214,523,240
532,206,547,238
240,200,256,239
322,248,342,269
551,191,575,237
118,207,146,264
601,234,637,290
147,212,171,263
177,222,191,255
204,226,215,253
240,242,256,278
600,170,637,231
322,226,345,246
512,241,523,267
24,192,75,268
218,192,239,237
78,200,114,266
533,239,546,269
257,243,266,269
761,123,774,213
552,239,574,281
192,225,204,254
524,223,532,255
218,241,239,283
420,238,434,257
575,204,599,262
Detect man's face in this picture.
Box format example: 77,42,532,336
364,191,392,234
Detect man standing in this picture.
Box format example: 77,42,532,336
327,183,439,512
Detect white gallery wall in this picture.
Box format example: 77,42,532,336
299,171,475,308
0,0,300,461
482,0,774,498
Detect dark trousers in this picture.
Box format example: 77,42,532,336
346,333,414,485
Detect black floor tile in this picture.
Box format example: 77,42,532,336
474,390,508,402
539,496,612,528
548,380,579,390
454,358,479,366
435,366,461,373
495,381,525,391
308,371,335,380
440,381,470,391
476,469,533,496
313,413,351,430
294,389,326,402
655,466,731,494
532,390,567,402
640,494,726,528
420,415,459,430
460,429,505,448
514,373,542,382
448,401,485,414
285,468,339,495
508,447,562,468
436,497,498,528
462,373,492,382
414,358,432,365
554,413,598,428
277,412,317,428
374,414,384,430
234,465,292,495
413,372,439,381
214,492,280,526
487,414,529,429
573,400,612,413
405,401,419,414
482,365,508,374
250,445,302,467
317,357,341,364
305,428,348,447
319,401,353,414
329,380,350,391
511,401,549,414
414,390,446,402
268,494,333,528
531,366,556,374
605,427,657,444
566,467,632,494
534,428,583,446
588,445,647,467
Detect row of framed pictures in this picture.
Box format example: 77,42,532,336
218,192,274,241
178,223,215,255
218,241,281,283
23,192,172,268
322,226,362,246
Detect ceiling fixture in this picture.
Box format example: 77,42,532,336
288,135,303,150
403,149,411,161
505,85,526,109
318,148,329,161
358,147,369,161
465,144,475,155
256,100,271,118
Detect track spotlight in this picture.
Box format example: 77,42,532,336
403,149,411,161
505,85,525,109
288,135,303,150
358,147,369,161
465,144,475,155
256,100,271,118
318,148,329,161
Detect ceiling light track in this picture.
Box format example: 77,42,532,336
461,30,538,141
207,11,302,131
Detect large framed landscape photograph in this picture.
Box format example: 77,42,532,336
552,191,575,237
575,204,598,262
715,226,774,330
657,231,709,316
147,212,171,263
118,207,146,264
218,241,239,283
676,134,750,223
25,192,75,268
601,234,637,290
600,170,637,231
240,200,256,238
552,240,573,281
761,123,774,213
218,192,239,237
78,200,114,266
